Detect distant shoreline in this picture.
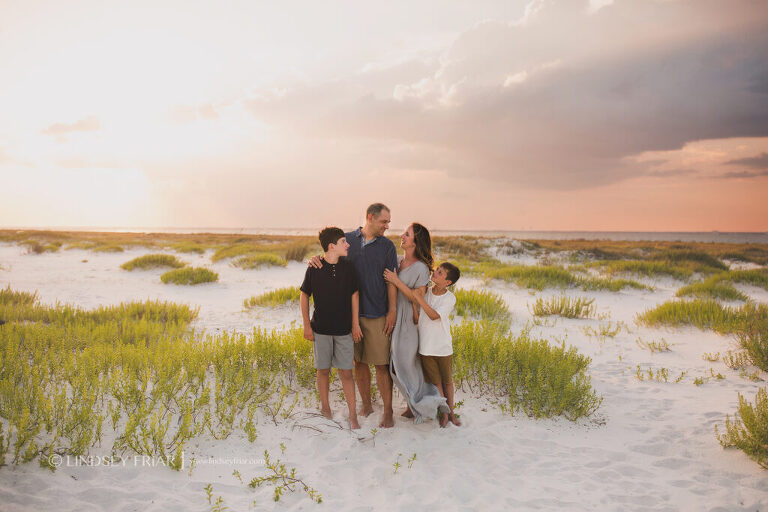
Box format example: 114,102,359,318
1,227,767,244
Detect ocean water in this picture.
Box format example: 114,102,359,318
4,227,768,244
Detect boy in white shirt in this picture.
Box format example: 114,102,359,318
383,262,461,428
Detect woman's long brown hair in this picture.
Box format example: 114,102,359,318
411,222,434,271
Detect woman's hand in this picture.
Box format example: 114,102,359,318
383,268,400,284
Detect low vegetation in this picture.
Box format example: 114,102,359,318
675,276,749,302
638,300,768,372
530,296,596,319
472,261,647,292
0,288,601,473
21,240,61,254
232,253,287,269
120,254,186,271
160,267,218,285
244,287,302,308
451,320,602,420
717,387,768,469
454,288,511,325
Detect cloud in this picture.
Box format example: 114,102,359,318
41,116,101,137
718,169,768,180
169,104,220,124
724,152,768,170
644,168,699,179
244,0,768,190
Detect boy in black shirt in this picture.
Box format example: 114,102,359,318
300,227,363,429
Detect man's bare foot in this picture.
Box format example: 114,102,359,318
439,412,449,428
378,411,394,428
360,405,374,417
321,407,333,420
449,413,462,426
349,416,361,430
401,407,414,419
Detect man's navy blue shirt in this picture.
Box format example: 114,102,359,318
344,227,398,318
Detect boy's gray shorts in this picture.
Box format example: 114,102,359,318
313,332,354,370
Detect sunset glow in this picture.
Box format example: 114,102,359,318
2,0,767,231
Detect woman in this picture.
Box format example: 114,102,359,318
383,223,448,424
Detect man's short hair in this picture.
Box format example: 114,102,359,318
366,203,390,218
439,262,461,285
319,227,346,252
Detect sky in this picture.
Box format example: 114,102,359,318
1,0,767,232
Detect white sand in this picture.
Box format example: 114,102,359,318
1,243,766,511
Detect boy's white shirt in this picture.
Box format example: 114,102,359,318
417,285,456,356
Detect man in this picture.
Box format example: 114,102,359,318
310,203,398,428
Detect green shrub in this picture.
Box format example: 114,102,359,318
244,287,302,308
160,267,218,285
454,289,511,325
233,253,287,269
121,254,185,271
452,320,602,420
676,276,748,302
717,387,768,469
530,296,596,319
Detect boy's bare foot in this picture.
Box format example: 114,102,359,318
439,412,449,428
379,411,394,428
360,405,374,417
401,407,414,419
449,413,462,426
349,416,361,430
321,407,333,420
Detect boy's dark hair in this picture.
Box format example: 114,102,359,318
439,261,461,285
318,227,346,252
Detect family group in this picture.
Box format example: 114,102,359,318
299,203,462,430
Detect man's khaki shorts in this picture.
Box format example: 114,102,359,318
354,316,391,366
420,354,453,387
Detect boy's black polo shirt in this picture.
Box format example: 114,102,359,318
300,259,359,336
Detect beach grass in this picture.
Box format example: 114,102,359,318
91,244,124,253
160,267,218,285
21,240,61,254
636,299,747,333
0,289,315,471
717,387,768,469
675,276,749,302
454,288,511,325
530,296,596,319
284,241,313,263
451,320,602,420
120,254,186,271
170,241,206,254
473,261,647,292
244,287,302,308
433,236,488,261
232,253,287,269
